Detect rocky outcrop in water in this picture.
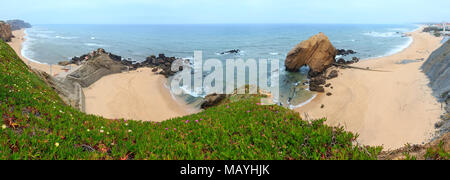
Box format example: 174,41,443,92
336,49,357,56
220,49,240,55
285,33,337,74
0,21,13,42
422,39,450,133
6,20,31,31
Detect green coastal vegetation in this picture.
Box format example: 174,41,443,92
0,40,386,160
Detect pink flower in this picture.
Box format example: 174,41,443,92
196,120,199,123
165,128,168,130
227,106,230,108
174,128,177,131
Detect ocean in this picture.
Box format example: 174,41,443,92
22,24,419,107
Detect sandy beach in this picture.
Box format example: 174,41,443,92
295,28,444,150
9,29,198,122
83,68,198,122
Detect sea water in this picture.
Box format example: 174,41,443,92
22,24,419,107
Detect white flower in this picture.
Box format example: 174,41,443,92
128,130,132,133
100,130,104,133
1,124,6,129
101,126,104,129
55,143,60,147
87,129,90,132
125,123,128,126
107,132,110,135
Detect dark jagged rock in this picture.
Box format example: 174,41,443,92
310,76,326,86
337,58,346,64
327,70,339,79
6,20,31,31
309,84,325,93
326,92,333,96
336,49,357,56
220,49,240,55
201,93,227,109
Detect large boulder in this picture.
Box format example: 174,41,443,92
285,33,337,73
0,21,13,42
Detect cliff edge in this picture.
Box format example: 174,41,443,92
0,21,12,42
422,39,450,132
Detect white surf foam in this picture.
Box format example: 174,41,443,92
363,31,402,38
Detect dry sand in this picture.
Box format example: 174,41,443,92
83,68,198,122
9,29,198,122
296,28,444,150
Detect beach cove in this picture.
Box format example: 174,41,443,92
8,26,445,150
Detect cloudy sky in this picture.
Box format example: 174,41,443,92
1,0,449,24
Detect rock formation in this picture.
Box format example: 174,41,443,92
66,48,128,88
220,49,240,55
32,69,85,112
0,21,13,42
422,39,450,133
336,49,357,56
285,32,337,73
201,93,227,109
6,20,32,31
67,51,184,78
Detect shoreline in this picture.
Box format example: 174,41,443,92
8,29,199,122
295,27,444,150
8,29,73,76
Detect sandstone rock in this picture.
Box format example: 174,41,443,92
0,21,13,42
285,33,337,73
201,93,227,109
